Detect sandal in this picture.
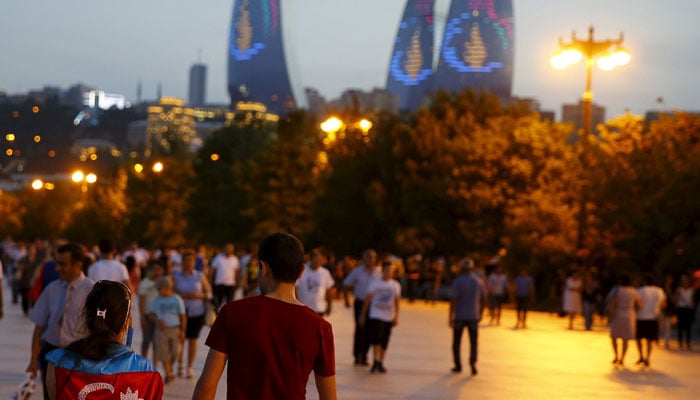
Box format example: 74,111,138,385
177,364,184,378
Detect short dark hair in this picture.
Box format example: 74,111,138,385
57,242,85,264
98,239,115,254
258,232,304,283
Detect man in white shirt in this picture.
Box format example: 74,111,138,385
636,275,666,367
343,249,382,366
209,243,241,309
88,239,132,293
296,249,336,316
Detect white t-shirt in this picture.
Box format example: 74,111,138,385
296,267,335,313
211,254,240,286
637,285,666,320
88,259,129,283
367,279,401,322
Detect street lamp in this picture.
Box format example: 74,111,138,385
71,169,97,193
551,26,631,136
551,26,631,257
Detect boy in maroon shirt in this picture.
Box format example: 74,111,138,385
192,232,337,400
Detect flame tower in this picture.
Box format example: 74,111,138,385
433,0,514,98
386,0,436,111
227,0,296,114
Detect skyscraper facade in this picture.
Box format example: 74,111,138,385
227,0,296,115
386,0,435,111
188,63,207,107
434,0,514,99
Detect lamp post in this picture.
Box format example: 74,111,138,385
551,26,631,256
551,26,631,137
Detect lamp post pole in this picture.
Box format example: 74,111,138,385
551,26,631,258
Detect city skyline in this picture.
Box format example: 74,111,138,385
1,0,698,117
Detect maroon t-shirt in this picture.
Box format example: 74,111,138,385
205,295,335,400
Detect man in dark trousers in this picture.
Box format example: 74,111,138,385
342,249,381,366
449,258,486,375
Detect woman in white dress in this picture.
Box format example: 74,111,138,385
562,269,583,329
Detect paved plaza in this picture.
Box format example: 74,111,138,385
2,286,699,399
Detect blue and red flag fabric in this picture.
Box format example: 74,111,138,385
46,345,163,400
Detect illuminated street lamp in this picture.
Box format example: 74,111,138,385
551,26,631,256
320,116,373,146
152,161,164,173
551,26,631,136
71,169,97,193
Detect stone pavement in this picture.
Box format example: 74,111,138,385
2,285,699,399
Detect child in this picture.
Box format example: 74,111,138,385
148,276,186,383
360,260,401,373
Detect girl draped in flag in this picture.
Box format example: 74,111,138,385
45,280,164,400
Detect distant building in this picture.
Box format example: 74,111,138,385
561,100,606,134
145,97,196,156
386,0,514,111
433,0,514,100
386,0,436,111
188,64,207,106
227,0,296,115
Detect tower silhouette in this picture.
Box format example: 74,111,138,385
227,0,296,114
433,0,514,99
386,0,436,111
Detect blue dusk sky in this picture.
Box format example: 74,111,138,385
1,0,698,117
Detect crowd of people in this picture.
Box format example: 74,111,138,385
1,235,699,399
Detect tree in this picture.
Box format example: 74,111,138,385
187,113,276,245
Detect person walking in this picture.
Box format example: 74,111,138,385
449,258,486,376
137,259,165,363
563,269,583,330
486,264,508,325
635,275,666,366
192,232,337,400
174,249,212,379
360,260,401,373
45,280,163,400
88,239,133,293
209,243,241,309
582,271,601,331
296,249,336,316
148,276,186,383
607,274,642,366
513,269,535,329
343,249,381,366
26,243,95,400
675,274,695,350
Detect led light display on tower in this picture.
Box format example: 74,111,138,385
386,0,435,111
227,0,296,114
434,0,514,98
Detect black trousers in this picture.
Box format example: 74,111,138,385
213,284,235,309
677,307,695,346
452,320,478,368
353,299,370,361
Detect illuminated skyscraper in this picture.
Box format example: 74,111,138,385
227,0,296,115
433,0,514,98
386,0,436,111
